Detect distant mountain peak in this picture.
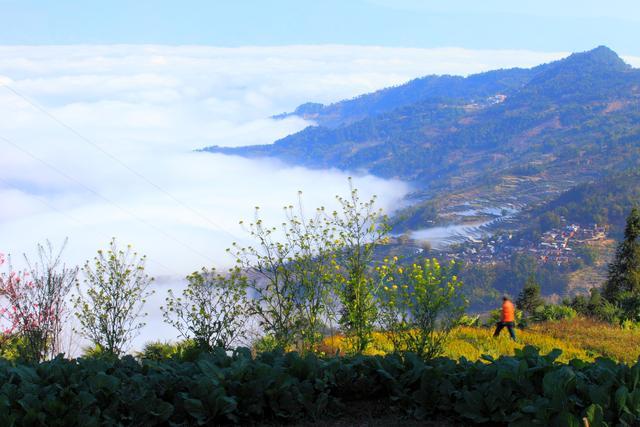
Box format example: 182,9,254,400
557,45,630,72
517,46,634,98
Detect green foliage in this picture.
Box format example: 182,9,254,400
3,347,640,425
596,301,623,324
332,184,390,354
516,275,544,318
524,171,640,239
618,292,640,323
137,341,181,360
136,340,206,362
459,253,571,311
605,207,640,315
73,239,154,357
162,267,249,351
575,245,599,266
0,335,29,362
80,343,117,361
505,253,571,297
539,211,563,232
390,200,439,232
377,258,467,359
456,315,480,327
229,183,394,355
456,262,501,311
568,288,621,324
251,334,279,354
533,304,577,322
230,192,340,353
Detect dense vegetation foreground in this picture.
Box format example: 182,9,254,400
1,323,639,426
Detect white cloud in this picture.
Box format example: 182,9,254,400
0,44,580,350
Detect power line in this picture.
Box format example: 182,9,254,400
0,134,216,266
0,176,179,276
1,83,243,245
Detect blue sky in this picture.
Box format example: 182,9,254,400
0,0,639,55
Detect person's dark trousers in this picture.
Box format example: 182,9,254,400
493,321,516,341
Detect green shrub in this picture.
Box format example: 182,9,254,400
137,340,182,360
594,300,622,323
377,258,467,359
137,340,207,362
516,275,544,317
252,334,279,354
0,334,28,362
619,292,640,322
533,304,577,322
162,267,250,351
74,239,154,357
569,288,622,324
457,314,480,327
81,343,118,360
621,319,640,331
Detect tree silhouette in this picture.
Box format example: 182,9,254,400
604,207,640,304
516,275,544,317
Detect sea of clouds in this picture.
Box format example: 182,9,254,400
2,44,634,351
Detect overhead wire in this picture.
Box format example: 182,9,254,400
1,83,244,245
0,134,215,267
0,175,179,276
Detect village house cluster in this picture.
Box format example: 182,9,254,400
441,223,607,266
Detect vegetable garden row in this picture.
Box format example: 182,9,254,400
1,346,637,426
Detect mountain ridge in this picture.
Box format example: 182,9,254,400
270,46,629,129
204,46,640,232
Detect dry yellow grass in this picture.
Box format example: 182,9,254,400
445,326,594,363
529,317,640,364
319,318,640,364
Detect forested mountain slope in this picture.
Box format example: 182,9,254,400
205,47,640,205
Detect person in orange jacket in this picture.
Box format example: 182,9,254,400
493,296,517,341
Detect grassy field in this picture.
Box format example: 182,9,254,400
321,317,640,364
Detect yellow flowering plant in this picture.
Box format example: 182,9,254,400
377,257,467,359
229,193,342,353
331,179,391,354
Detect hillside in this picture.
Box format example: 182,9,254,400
204,47,640,306
272,66,542,128
518,169,640,239
205,47,640,220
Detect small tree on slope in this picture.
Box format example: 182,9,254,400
604,207,640,319
516,275,544,319
0,241,77,362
